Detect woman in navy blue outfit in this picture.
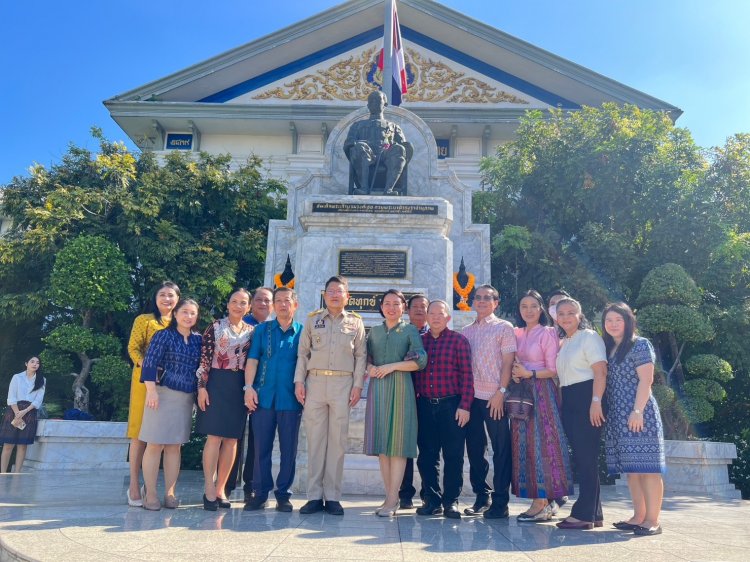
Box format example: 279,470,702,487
603,302,665,536
139,299,202,511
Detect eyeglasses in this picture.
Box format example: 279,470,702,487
325,289,346,296
253,299,272,305
474,295,497,302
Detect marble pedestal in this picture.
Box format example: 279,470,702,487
289,195,453,322
615,439,741,498
24,420,129,470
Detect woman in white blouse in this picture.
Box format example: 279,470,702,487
554,299,608,530
0,357,46,472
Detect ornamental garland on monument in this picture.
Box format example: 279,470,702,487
453,258,476,311
274,255,295,289
253,47,529,105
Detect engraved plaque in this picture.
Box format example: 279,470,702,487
338,250,407,278
320,291,422,313
312,202,438,215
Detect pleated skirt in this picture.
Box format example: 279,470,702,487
364,371,417,458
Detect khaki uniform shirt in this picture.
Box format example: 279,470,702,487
294,308,367,388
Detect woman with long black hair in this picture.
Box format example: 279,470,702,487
125,281,180,507
0,356,45,472
602,302,665,536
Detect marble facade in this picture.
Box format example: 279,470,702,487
264,103,489,326
24,420,129,471
614,439,741,499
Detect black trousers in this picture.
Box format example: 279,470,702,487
416,395,466,508
465,397,512,507
399,373,419,501
561,379,603,522
225,413,255,496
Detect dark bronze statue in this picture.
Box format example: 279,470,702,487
344,91,412,195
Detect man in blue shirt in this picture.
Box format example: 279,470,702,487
242,287,302,512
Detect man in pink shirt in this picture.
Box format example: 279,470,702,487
461,284,516,519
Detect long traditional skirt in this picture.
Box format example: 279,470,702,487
511,378,575,499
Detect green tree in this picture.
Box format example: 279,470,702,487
44,235,132,412
1,130,286,414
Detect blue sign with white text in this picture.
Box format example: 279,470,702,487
165,133,193,150
436,139,449,159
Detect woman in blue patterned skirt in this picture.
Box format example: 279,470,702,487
602,302,665,536
364,289,427,517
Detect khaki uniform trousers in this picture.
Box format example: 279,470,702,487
303,373,353,501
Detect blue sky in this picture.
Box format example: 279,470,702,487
2,0,749,184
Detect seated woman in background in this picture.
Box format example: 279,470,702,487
139,299,202,511
196,289,253,511
510,291,574,522
602,302,665,536
554,298,608,530
125,281,180,507
0,356,45,473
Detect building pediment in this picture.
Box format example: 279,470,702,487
104,0,680,152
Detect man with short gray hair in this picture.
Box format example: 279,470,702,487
414,300,474,519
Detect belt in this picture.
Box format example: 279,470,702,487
420,394,459,404
308,369,353,377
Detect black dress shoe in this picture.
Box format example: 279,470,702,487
444,505,462,519
613,521,639,531
399,499,414,509
299,499,325,514
276,498,293,512
634,524,662,536
243,497,267,511
203,494,218,511
325,501,344,515
216,497,231,509
483,505,509,519
556,519,594,530
464,499,490,516
416,503,443,516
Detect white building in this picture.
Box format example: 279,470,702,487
104,0,680,189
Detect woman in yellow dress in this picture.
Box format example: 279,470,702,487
125,281,180,507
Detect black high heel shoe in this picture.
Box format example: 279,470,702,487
216,497,231,509
203,494,219,511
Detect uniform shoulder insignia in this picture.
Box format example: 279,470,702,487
349,311,362,319
308,308,325,317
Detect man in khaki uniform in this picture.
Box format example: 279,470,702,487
294,275,366,515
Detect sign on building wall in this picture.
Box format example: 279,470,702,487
165,133,193,150
436,139,450,159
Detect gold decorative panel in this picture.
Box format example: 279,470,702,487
252,46,529,105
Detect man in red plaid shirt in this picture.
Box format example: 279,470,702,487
414,300,474,519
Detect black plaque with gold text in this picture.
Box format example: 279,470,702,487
319,291,422,313
312,202,438,215
339,250,407,278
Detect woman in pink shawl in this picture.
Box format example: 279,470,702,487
510,290,574,522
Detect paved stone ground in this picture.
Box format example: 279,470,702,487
0,470,747,561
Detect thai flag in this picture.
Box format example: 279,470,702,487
377,3,408,106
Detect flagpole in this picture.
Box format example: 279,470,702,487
383,0,395,105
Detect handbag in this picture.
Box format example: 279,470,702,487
505,379,534,421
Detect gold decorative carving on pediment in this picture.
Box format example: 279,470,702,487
405,48,528,104
252,46,529,105
254,47,381,101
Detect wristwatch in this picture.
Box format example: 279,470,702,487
243,385,252,391
632,408,642,415
499,386,507,394
591,396,601,403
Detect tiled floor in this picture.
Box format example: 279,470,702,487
0,470,747,561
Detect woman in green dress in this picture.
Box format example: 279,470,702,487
364,289,427,517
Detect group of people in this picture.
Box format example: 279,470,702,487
1,275,666,537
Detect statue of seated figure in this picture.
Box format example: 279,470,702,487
344,91,413,196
